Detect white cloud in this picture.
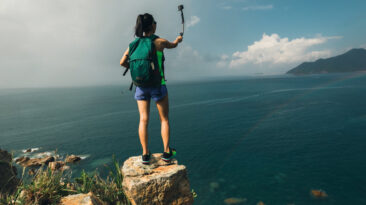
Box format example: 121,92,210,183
186,16,200,28
242,5,273,11
228,33,342,68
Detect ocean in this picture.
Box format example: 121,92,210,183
1,73,366,204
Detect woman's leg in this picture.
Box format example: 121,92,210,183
137,100,150,155
156,95,170,153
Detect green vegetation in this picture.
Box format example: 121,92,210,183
73,155,129,205
191,189,198,198
22,168,68,205
0,156,130,205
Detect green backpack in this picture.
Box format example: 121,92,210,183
127,35,161,89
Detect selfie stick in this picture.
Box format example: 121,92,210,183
178,5,185,36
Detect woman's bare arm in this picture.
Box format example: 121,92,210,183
120,47,129,68
155,36,183,51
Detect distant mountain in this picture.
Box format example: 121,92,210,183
287,48,366,75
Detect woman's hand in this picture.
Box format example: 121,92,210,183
175,36,183,43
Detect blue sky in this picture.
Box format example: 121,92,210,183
190,0,366,55
0,0,365,88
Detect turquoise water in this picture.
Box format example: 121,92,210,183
1,73,366,204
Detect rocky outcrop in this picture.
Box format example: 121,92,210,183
15,152,80,170
0,149,19,194
16,156,55,167
48,161,70,171
121,153,193,205
60,192,106,205
15,156,30,164
65,155,81,163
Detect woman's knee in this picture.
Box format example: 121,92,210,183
140,115,149,124
160,116,169,124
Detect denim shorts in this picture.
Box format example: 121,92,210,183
134,85,168,102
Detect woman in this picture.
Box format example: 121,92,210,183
120,13,183,164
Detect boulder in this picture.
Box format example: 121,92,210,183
121,153,193,205
60,192,106,205
17,156,55,167
0,149,19,194
15,156,30,164
311,189,328,198
65,155,82,163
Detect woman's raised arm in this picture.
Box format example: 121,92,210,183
157,36,183,50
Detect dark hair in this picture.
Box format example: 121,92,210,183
135,13,155,37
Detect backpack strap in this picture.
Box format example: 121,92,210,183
129,82,134,91
149,35,163,83
150,34,160,41
162,53,167,81
150,35,167,81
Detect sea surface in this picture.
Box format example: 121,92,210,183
1,73,366,205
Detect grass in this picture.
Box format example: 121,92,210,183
22,168,68,205
0,156,130,205
74,155,130,205
0,190,22,205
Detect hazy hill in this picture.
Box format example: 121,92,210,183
287,48,366,75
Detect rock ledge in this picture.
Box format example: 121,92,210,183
121,153,193,205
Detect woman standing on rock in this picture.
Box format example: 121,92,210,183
120,13,182,164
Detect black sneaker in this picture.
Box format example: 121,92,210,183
162,147,176,162
142,152,151,165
